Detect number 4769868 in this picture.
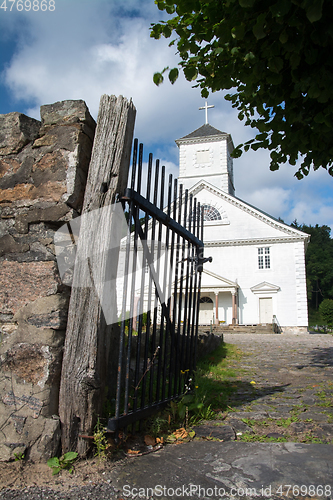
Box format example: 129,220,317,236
0,0,55,11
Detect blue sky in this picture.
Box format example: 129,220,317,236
0,0,332,231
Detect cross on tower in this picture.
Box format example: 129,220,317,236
199,101,215,124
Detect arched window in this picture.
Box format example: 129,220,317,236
200,296,213,303
203,204,222,221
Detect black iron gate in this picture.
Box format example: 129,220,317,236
108,139,210,433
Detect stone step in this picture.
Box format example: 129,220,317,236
197,324,275,335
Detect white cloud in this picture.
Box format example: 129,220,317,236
245,187,292,219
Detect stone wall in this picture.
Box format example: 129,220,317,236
0,101,96,461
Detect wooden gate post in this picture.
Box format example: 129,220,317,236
59,95,136,454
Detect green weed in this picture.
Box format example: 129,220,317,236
93,419,109,461
239,433,289,443
275,416,299,427
47,452,78,475
241,418,257,427
301,434,324,444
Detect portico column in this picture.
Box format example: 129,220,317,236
215,292,219,325
170,294,174,320
232,291,238,325
133,296,139,331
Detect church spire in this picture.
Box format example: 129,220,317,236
199,101,214,124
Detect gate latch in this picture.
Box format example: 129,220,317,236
197,255,212,272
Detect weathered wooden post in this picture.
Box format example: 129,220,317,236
59,95,136,454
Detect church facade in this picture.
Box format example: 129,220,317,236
176,121,309,333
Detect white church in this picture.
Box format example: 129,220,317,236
175,103,309,333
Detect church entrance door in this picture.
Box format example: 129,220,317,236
199,296,214,324
259,297,273,324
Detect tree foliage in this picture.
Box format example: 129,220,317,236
291,222,333,309
151,0,333,179
319,299,333,325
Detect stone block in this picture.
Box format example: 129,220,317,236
15,203,71,234
2,344,49,385
40,99,96,132
0,112,41,156
0,181,67,205
0,261,61,316
193,423,236,441
28,417,61,462
0,103,95,211
0,234,29,256
0,415,61,462
0,340,64,415
14,293,70,330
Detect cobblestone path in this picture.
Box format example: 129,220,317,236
194,333,333,444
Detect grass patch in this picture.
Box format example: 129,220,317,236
316,390,333,407
275,416,299,427
143,342,245,437
239,433,289,443
193,342,244,412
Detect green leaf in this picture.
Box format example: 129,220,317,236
163,25,172,38
232,147,243,158
62,452,78,462
268,57,283,73
244,52,255,62
239,0,255,7
169,67,179,84
52,467,61,475
153,72,164,86
269,161,280,171
166,4,176,14
289,53,300,69
279,30,288,44
156,1,166,11
231,24,245,39
253,14,266,40
305,0,324,23
47,457,60,468
183,65,198,81
270,0,291,18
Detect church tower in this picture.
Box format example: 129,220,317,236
176,103,235,195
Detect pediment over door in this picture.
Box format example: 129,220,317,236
251,281,280,294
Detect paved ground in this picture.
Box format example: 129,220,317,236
211,332,333,444
1,332,333,500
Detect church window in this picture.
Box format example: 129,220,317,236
200,296,213,303
203,204,222,221
258,247,270,269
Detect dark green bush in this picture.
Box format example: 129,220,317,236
319,299,333,325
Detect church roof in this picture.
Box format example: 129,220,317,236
177,124,227,141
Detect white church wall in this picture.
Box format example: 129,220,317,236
202,239,306,327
